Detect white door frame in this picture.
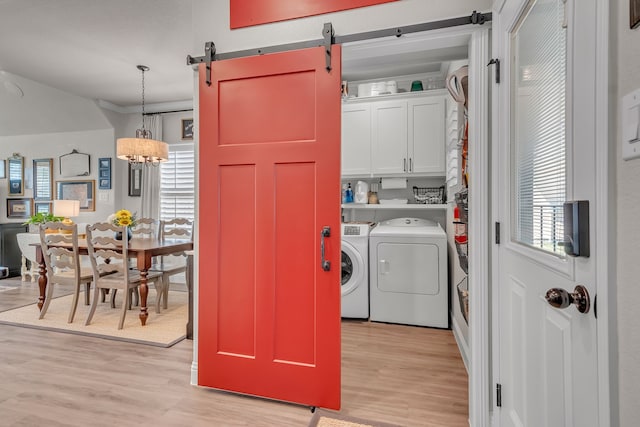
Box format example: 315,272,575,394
488,0,612,426
467,26,492,427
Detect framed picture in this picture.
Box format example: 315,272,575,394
8,155,24,196
632,0,640,29
98,157,111,190
33,158,53,201
56,180,95,212
59,149,90,177
181,118,194,140
128,163,143,197
34,201,53,214
7,198,32,219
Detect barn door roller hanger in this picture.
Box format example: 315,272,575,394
186,11,492,86
187,23,335,86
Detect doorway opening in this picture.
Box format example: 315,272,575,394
340,25,491,424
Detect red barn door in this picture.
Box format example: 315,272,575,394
198,45,342,410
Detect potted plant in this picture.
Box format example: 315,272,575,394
23,212,63,233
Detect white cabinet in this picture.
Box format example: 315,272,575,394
371,100,408,174
341,93,446,177
341,103,372,176
408,96,446,174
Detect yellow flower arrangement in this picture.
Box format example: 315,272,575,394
108,209,138,229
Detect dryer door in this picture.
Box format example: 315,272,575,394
376,242,440,295
341,240,364,296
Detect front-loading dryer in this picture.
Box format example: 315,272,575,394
369,218,448,328
341,222,373,319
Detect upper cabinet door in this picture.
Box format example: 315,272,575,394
408,96,446,174
371,100,408,174
341,103,372,176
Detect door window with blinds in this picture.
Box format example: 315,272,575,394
160,144,195,221
511,0,566,256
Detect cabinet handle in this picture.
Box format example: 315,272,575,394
409,158,413,172
403,158,407,172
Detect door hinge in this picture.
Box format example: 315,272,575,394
495,222,501,244
496,383,502,407
487,58,500,84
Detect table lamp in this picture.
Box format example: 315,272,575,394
53,200,80,229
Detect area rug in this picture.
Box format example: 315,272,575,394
0,290,188,347
309,409,402,427
0,282,23,292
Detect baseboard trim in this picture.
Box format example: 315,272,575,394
451,313,470,374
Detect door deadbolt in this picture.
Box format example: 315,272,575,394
545,285,591,314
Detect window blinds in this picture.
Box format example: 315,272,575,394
513,0,566,255
160,145,195,221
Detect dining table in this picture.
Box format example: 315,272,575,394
34,237,194,326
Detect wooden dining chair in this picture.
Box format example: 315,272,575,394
151,217,193,312
38,221,94,323
131,217,160,239
85,222,163,329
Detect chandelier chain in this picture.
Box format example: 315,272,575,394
141,68,145,128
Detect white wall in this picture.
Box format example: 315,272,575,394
192,0,492,53
0,129,116,224
114,110,194,216
615,0,640,424
0,71,192,225
0,71,112,136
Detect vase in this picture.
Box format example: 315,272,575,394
115,228,133,241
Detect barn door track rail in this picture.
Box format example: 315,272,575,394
187,11,492,86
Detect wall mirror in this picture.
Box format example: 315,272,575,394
33,158,53,201
59,149,90,177
7,154,24,196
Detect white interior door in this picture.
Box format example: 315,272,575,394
493,0,602,425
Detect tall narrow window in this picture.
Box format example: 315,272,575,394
160,144,195,221
512,0,566,255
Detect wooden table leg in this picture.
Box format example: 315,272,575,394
139,270,149,326
36,247,47,311
186,252,194,340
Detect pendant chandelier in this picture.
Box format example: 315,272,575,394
116,65,168,166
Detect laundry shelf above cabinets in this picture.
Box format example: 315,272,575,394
341,203,446,210
341,90,447,178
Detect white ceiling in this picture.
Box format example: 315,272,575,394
0,0,194,107
342,31,471,82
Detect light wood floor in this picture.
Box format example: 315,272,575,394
0,278,468,426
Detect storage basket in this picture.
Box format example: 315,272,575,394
457,277,469,324
454,188,468,222
412,186,445,204
455,240,468,274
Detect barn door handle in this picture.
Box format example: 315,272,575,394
545,285,590,314
320,226,331,271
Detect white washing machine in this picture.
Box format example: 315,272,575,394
341,222,373,319
369,218,448,328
